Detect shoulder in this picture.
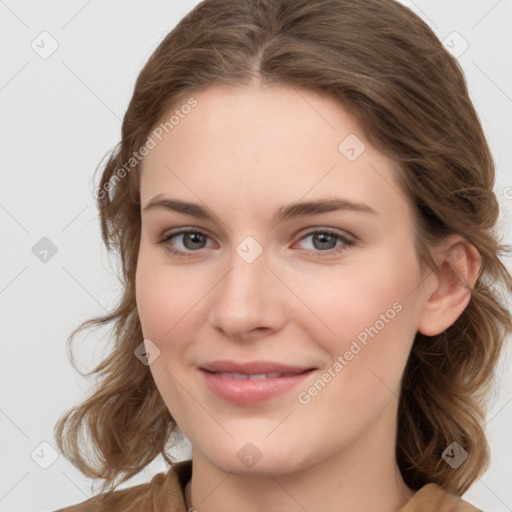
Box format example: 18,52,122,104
55,460,192,512
396,483,483,512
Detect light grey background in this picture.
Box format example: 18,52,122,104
1,1,511,511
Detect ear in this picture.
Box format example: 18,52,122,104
417,235,481,336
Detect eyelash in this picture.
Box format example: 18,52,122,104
157,228,356,258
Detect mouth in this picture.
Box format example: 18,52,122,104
202,369,312,380
198,364,316,405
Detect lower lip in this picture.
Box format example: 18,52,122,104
200,369,315,405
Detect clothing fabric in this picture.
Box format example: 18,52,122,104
56,459,482,511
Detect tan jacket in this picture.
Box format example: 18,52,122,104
56,459,482,511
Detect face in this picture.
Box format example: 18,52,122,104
135,84,431,476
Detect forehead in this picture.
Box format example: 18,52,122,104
139,84,410,222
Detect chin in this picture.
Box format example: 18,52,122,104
196,437,316,477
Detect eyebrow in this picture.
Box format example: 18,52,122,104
143,195,377,223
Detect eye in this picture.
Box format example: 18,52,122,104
295,229,355,256
157,228,356,258
157,229,215,257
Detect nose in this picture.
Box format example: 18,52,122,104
207,244,288,340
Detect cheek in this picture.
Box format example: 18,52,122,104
294,272,417,432
295,260,412,338
135,252,201,340
135,260,200,411
297,250,419,376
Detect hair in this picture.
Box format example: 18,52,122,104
55,0,512,498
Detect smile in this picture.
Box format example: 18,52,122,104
199,368,315,405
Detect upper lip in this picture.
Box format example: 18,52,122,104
200,360,315,375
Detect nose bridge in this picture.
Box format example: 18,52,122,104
208,236,285,336
220,241,272,311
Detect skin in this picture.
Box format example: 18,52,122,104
135,83,480,512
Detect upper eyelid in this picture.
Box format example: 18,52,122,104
160,228,216,243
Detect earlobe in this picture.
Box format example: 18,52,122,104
417,236,481,337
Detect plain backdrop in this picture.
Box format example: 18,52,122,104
1,1,511,511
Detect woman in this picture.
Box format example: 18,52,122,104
55,0,512,510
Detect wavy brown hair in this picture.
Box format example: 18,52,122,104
54,0,512,497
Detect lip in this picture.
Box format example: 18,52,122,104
199,360,316,405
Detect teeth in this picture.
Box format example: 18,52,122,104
248,373,268,380
216,372,245,379
232,373,250,380
215,372,286,380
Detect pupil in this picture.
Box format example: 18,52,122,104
314,233,335,250
184,233,205,250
